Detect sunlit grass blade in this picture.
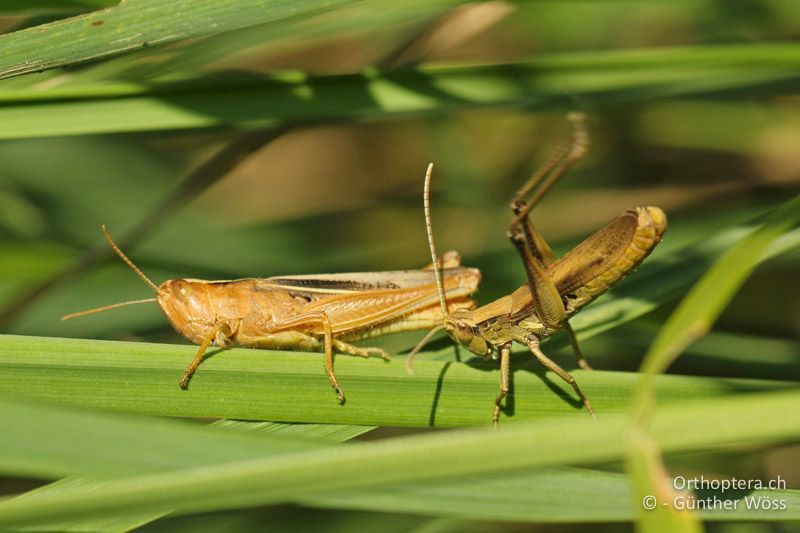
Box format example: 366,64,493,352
1,389,798,527
0,333,790,426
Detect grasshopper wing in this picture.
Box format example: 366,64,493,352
299,267,481,333
259,266,477,297
549,207,666,294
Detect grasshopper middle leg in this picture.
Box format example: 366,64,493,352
529,338,594,417
262,311,346,404
493,343,512,427
264,312,390,404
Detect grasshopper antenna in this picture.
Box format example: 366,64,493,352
61,226,161,321
406,163,448,374
102,224,160,292
424,163,449,317
61,298,158,321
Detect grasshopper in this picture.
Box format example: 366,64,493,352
64,227,481,403
416,114,667,424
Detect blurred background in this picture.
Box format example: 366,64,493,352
1,0,799,531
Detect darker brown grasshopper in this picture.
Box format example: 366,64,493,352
415,114,667,424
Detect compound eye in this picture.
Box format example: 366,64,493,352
174,281,193,302
455,321,473,343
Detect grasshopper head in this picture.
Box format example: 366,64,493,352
445,309,490,357
157,279,211,344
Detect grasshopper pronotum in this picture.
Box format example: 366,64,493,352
64,228,481,403
417,114,667,424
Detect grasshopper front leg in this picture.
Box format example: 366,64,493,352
179,321,235,389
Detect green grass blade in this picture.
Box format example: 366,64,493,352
3,397,798,526
3,43,800,138
0,389,798,527
627,431,704,533
210,420,376,442
0,334,789,426
12,417,373,532
0,2,114,15
589,325,800,381
11,477,169,533
0,0,363,80
16,469,800,528
308,467,800,523
0,396,330,479
626,194,800,532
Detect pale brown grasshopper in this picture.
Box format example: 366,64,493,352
64,228,481,403
415,114,667,424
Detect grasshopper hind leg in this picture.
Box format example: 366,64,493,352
509,222,593,371
506,114,594,371
509,112,588,229
261,312,390,404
